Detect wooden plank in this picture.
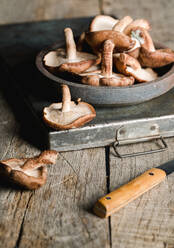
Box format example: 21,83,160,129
101,0,174,48
6,148,109,248
109,138,174,248
0,89,42,247
0,0,100,25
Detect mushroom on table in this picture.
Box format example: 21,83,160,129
0,151,58,190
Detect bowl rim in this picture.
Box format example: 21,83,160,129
36,40,174,90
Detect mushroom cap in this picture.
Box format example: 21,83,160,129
80,70,101,86
114,53,157,82
89,15,118,31
100,73,135,86
126,67,157,82
58,59,99,74
85,30,135,54
114,53,141,71
123,19,151,35
0,150,58,190
43,48,98,73
43,101,96,130
139,47,174,68
112,16,133,32
80,70,135,86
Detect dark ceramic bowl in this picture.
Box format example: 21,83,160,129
36,41,174,106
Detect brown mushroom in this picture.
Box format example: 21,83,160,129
114,53,157,82
85,30,135,55
89,15,118,32
130,27,155,51
130,27,174,68
0,150,58,190
112,16,133,32
43,85,96,130
124,26,155,59
43,28,99,74
123,19,151,35
139,46,174,68
80,40,135,87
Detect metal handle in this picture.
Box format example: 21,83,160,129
113,136,168,158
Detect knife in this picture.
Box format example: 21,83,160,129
93,160,174,218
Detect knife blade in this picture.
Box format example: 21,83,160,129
93,160,174,218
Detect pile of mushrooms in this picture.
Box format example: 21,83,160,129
43,15,174,87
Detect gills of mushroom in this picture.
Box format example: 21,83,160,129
130,27,174,67
43,28,99,74
114,53,157,82
123,19,151,35
80,40,135,87
0,150,58,190
85,30,135,55
43,85,96,130
89,15,119,31
122,20,151,58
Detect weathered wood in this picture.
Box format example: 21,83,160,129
102,0,174,49
0,83,109,247
0,148,109,248
109,138,174,248
0,73,109,247
0,0,100,25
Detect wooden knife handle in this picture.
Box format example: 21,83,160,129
93,168,166,218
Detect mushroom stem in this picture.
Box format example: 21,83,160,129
62,85,71,112
64,28,77,61
101,40,115,78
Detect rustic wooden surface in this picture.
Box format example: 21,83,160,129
0,4,174,248
0,0,100,24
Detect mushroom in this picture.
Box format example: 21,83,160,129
43,28,99,74
80,40,135,87
114,53,157,82
124,26,155,59
89,15,118,32
85,30,135,55
129,27,155,51
112,16,133,32
123,19,151,35
139,46,174,68
130,27,174,68
43,85,96,130
0,150,58,190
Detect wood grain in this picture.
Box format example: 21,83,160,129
0,0,100,25
13,149,109,248
109,138,174,248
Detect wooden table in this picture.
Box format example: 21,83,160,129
1,17,174,248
